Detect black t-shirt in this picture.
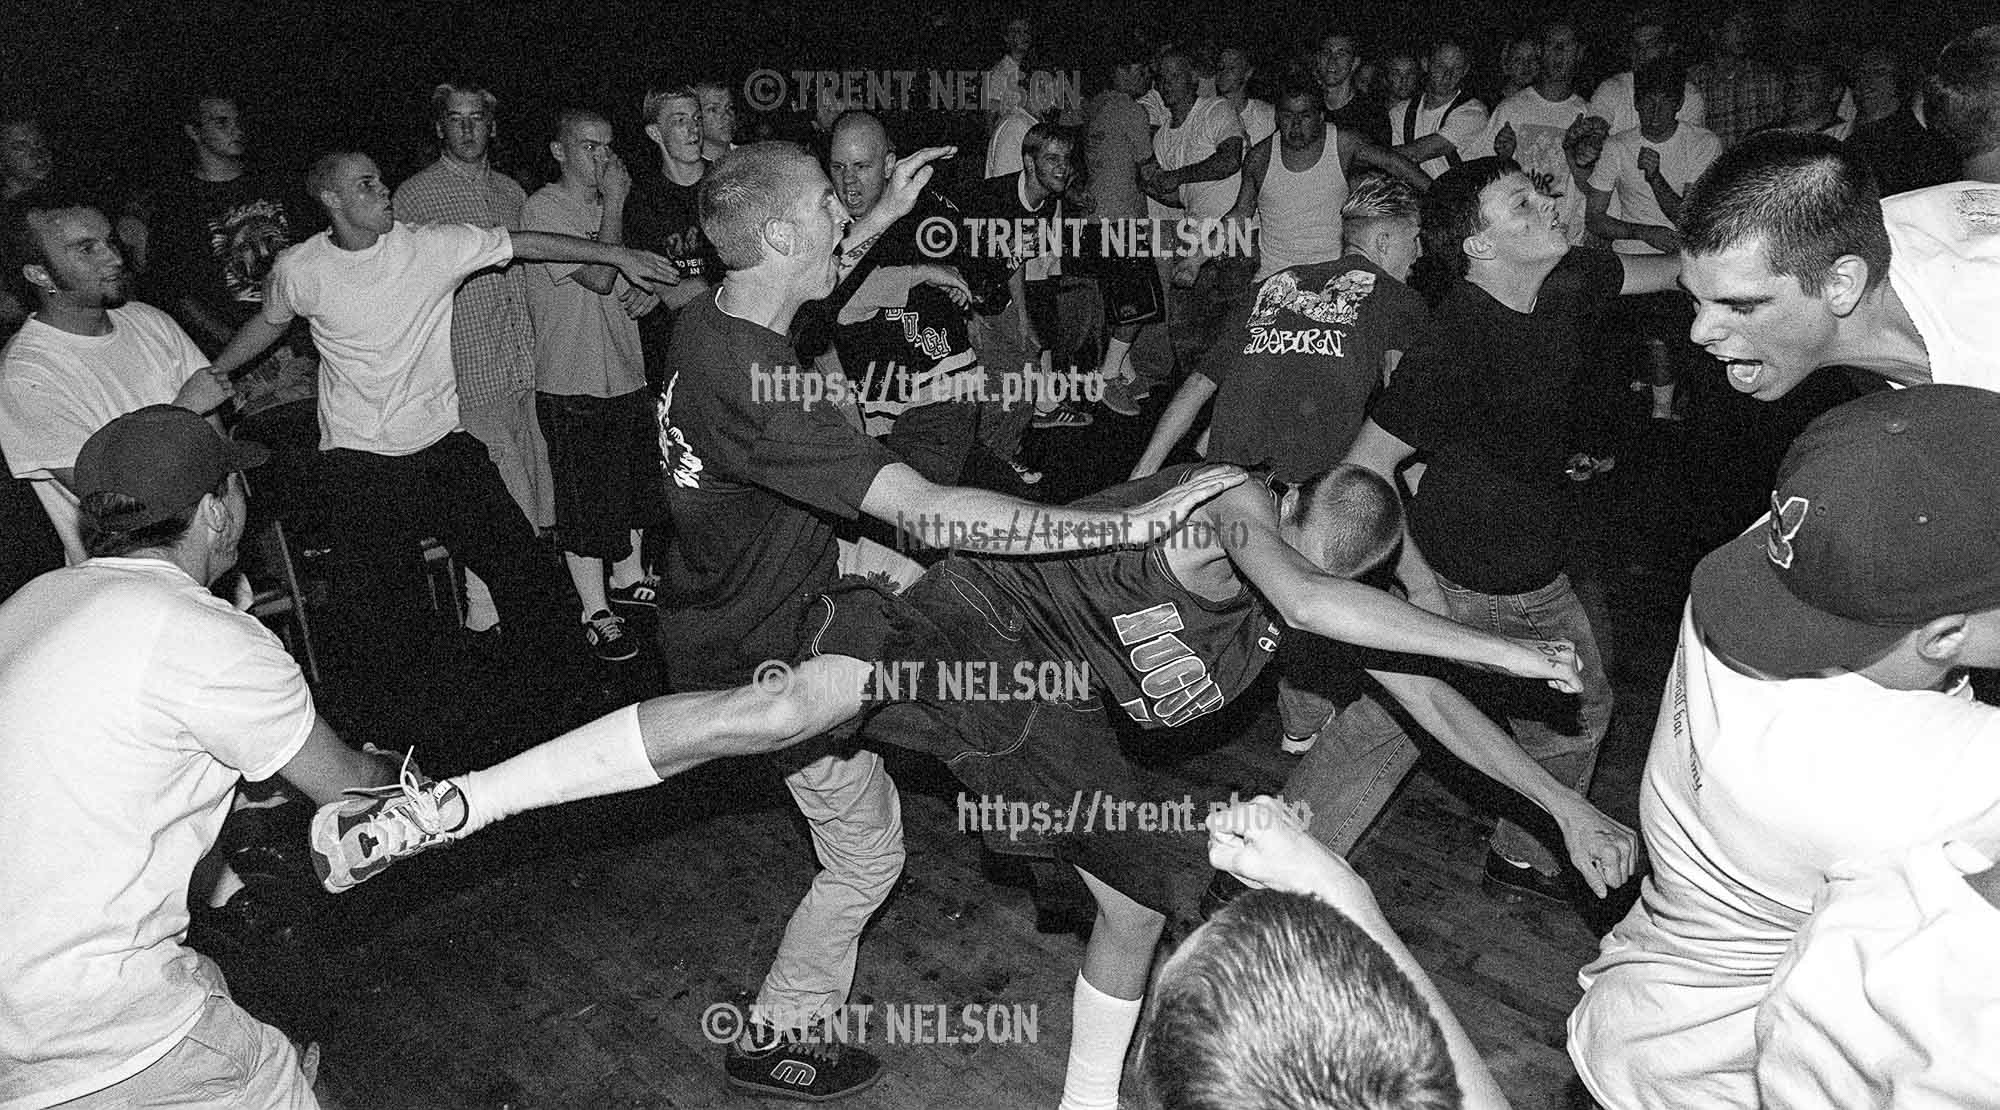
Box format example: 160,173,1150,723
828,191,979,404
657,296,897,690
1370,248,1623,595
950,465,1283,729
1204,255,1431,483
958,172,1063,333
1325,93,1391,149
139,170,317,412
627,162,720,373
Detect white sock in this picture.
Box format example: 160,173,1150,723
448,704,658,835
1057,974,1143,1110
462,568,499,632
1097,337,1133,383
1650,382,1676,416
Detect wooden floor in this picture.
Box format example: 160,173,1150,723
194,377,1842,1109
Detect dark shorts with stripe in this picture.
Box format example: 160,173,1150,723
792,566,1176,912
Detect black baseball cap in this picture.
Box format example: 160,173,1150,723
1693,385,2000,675
73,405,267,528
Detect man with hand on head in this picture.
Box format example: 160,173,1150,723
521,110,662,662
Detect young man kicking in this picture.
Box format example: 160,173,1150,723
309,460,1630,1108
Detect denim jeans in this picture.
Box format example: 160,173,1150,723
1281,572,1613,874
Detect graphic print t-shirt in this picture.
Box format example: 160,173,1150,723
628,163,719,375
142,171,317,414
657,296,897,690
828,190,980,408
951,465,1282,729
1204,254,1431,482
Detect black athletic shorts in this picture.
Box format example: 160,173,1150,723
791,566,1175,912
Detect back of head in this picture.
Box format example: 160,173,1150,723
1679,131,1889,297
1291,464,1403,578
1139,889,1460,1110
1342,173,1420,232
699,142,817,271
1417,156,1518,286
1926,25,2000,162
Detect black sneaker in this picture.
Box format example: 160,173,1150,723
725,1021,883,1102
606,576,661,610
582,609,639,662
1481,850,1577,906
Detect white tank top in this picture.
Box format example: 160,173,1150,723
1255,131,1349,282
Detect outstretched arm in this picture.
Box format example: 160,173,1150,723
1130,372,1218,479
1366,667,1637,894
507,230,680,290
1342,129,1431,192
1208,483,1581,689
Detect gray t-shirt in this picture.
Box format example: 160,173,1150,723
1084,90,1152,221
521,185,647,398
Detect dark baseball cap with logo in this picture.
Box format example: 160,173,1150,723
1693,385,2000,676
73,405,268,528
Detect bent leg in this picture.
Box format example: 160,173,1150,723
754,747,906,1032
1280,687,1422,856
1060,866,1163,1110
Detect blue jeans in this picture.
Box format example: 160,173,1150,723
1280,572,1613,874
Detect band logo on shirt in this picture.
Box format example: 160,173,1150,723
1111,601,1224,727
657,377,705,489
1241,327,1346,358
888,307,953,362
1246,267,1377,328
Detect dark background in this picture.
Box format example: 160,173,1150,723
8,0,1997,204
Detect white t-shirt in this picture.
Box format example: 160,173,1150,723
0,303,205,477
0,558,315,1110
1587,71,1707,134
1883,182,2000,393
1470,87,1593,245
1589,123,1722,253
1386,92,1491,177
1567,601,2000,1110
264,222,512,455
1755,841,2000,1110
1152,96,1247,224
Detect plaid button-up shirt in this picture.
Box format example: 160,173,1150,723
391,157,537,408
1692,59,1787,150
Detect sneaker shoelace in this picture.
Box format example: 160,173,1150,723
587,611,625,640
371,749,449,848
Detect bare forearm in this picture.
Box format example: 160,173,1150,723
211,315,289,380
509,229,626,268
1646,175,1683,219
1282,577,1515,669
1371,669,1576,819
1169,139,1245,185
899,487,1152,554
1337,894,1512,1110
1133,374,1215,477
573,199,625,292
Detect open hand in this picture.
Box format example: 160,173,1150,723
875,146,957,225
1120,464,1247,546
614,248,682,290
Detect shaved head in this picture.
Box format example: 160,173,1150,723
830,110,890,158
